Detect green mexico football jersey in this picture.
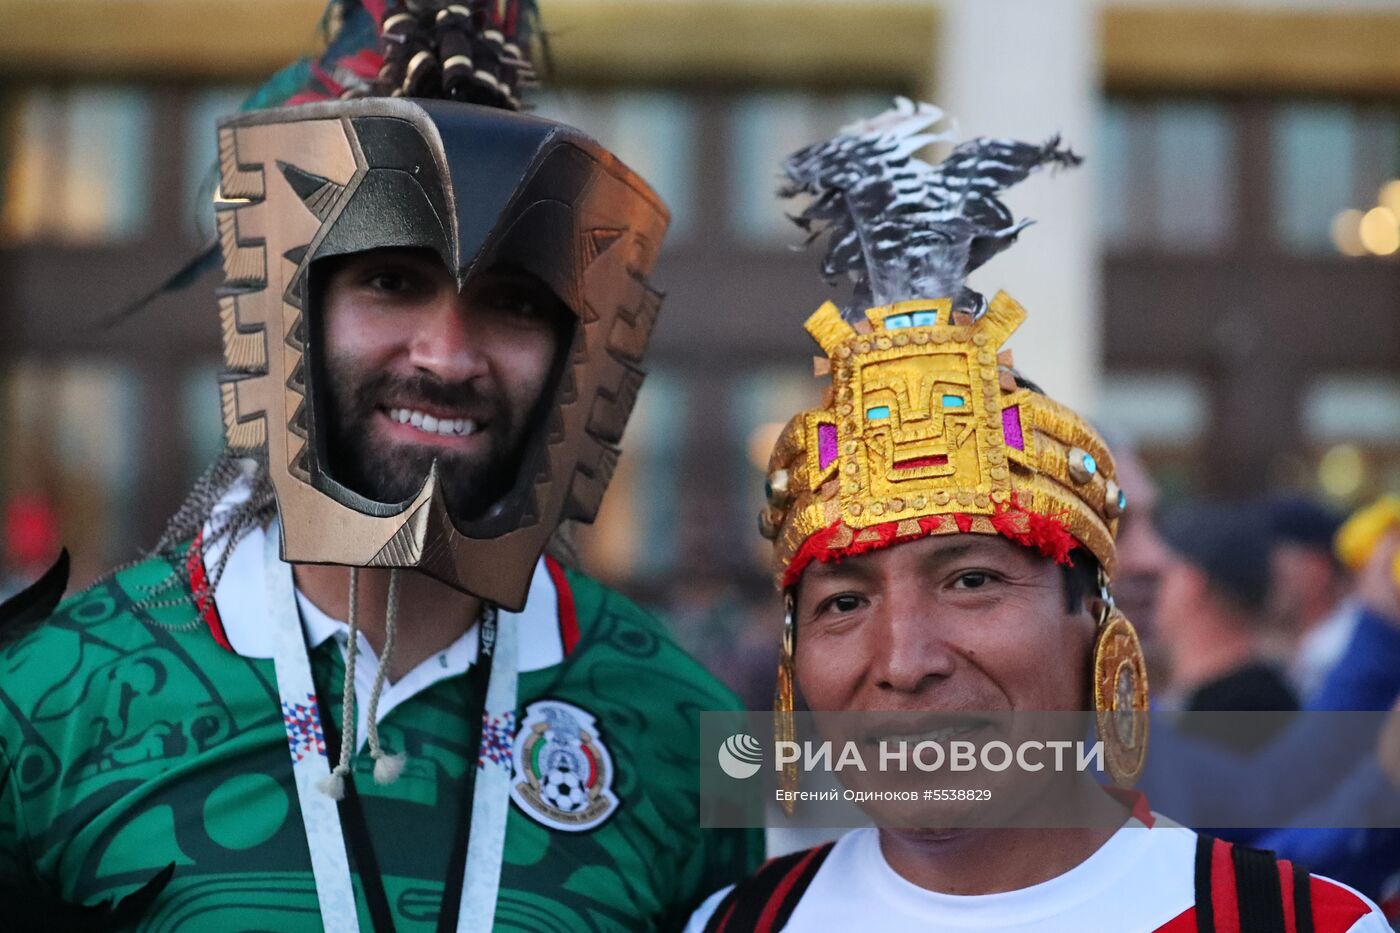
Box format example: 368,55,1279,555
0,540,762,931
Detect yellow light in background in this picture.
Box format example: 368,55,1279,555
748,421,786,472
1380,179,1400,217
1359,206,1400,256
1331,209,1367,257
1318,444,1367,501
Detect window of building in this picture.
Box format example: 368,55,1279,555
1273,103,1400,253
1098,99,1234,252
1098,371,1209,446
1302,374,1400,443
1155,101,1234,250
1,86,153,244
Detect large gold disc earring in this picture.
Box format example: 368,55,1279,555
775,593,798,815
1091,572,1150,787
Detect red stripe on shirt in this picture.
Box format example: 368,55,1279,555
712,896,739,933
544,556,579,655
1212,838,1242,933
186,532,232,653
1155,907,1197,932
1311,875,1374,933
755,846,828,933
1160,859,1373,933
1279,860,1299,933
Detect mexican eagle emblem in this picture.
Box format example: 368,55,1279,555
510,700,619,832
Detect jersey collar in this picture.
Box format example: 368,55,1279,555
193,514,576,673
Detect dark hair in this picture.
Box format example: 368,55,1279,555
1060,549,1100,615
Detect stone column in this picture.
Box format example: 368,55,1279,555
936,0,1103,414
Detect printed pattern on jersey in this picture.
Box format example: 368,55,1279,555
0,547,763,931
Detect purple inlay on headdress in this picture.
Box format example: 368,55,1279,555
818,423,839,470
1002,405,1024,451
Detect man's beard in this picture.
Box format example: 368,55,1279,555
322,358,528,521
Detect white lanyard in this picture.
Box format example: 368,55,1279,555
264,525,519,931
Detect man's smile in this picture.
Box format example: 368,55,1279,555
376,405,492,448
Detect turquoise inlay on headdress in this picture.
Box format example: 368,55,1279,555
942,394,965,408
885,314,912,329
866,405,891,420
912,311,938,327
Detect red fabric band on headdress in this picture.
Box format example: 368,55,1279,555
781,500,1080,590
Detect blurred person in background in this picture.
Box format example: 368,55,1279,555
1262,496,1356,699
1102,437,1172,685
0,1,759,929
1099,454,1400,899
1141,525,1400,904
1154,502,1299,750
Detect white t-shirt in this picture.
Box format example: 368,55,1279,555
686,823,1389,932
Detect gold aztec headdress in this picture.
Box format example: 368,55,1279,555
762,293,1122,588
762,99,1149,790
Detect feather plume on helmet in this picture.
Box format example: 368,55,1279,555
781,97,1082,321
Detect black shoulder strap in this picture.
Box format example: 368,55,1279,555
1195,834,1217,933
1232,844,1288,933
1292,862,1315,933
0,549,69,649
703,842,835,933
1194,834,1314,933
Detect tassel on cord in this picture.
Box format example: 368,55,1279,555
318,567,361,800
367,569,407,785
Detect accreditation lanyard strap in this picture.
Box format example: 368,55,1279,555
264,527,519,932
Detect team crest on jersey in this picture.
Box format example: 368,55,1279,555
510,700,619,832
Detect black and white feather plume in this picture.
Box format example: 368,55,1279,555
782,97,1082,319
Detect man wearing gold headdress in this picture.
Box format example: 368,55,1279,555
686,99,1388,933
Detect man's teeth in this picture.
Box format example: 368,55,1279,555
388,408,478,437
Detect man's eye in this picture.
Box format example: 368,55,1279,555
821,593,864,614
367,271,410,292
952,571,994,589
486,286,552,318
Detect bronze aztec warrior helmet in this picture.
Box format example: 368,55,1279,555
762,99,1149,786
214,0,668,611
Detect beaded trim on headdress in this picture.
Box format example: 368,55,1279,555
760,100,1124,589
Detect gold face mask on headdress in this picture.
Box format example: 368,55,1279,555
762,293,1149,788
762,293,1123,586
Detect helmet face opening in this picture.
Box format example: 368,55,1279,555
303,248,577,534
216,98,668,609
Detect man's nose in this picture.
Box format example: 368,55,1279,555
407,293,489,383
873,603,958,694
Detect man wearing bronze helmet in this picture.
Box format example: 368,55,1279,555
687,99,1386,932
0,2,759,929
